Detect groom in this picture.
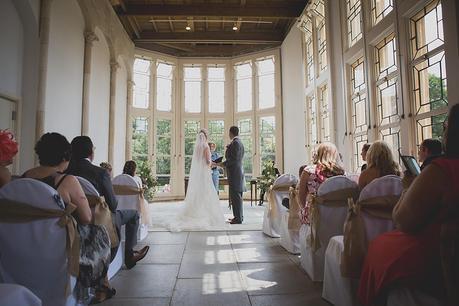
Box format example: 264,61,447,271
214,126,245,224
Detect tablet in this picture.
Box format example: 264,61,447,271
400,155,421,176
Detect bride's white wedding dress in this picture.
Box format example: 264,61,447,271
165,132,227,232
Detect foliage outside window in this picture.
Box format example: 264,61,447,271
257,160,279,199
238,118,253,188
184,120,200,175
259,116,276,166
155,119,172,193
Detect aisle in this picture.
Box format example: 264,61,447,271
148,201,265,231
103,231,329,306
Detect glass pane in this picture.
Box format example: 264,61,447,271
237,78,252,112
133,59,150,109
155,119,172,193
352,93,367,134
306,95,318,146
347,0,363,47
236,63,252,78
352,57,366,92
316,14,327,72
377,77,399,126
319,85,330,142
372,0,393,25
208,81,225,113
184,67,201,79
375,33,397,79
208,67,225,80
156,63,173,112
413,51,447,115
184,120,200,175
134,58,150,73
353,133,368,172
416,113,447,146
238,119,253,175
184,81,201,113
156,176,171,193
132,117,149,163
257,58,275,75
258,75,275,109
208,120,225,156
410,0,444,60
304,17,314,85
259,116,276,166
380,126,400,160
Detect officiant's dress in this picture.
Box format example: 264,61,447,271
165,132,227,232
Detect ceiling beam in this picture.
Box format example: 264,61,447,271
118,2,306,18
136,31,284,44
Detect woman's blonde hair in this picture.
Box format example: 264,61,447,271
313,142,345,174
366,140,400,176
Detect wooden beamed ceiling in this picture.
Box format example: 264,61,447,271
112,0,309,57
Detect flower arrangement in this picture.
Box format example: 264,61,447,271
137,161,158,202
0,130,18,164
257,161,278,194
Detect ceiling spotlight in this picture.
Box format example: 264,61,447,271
185,26,191,31
232,26,238,31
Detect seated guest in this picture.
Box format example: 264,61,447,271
360,143,371,172
123,160,142,188
358,141,400,189
22,133,113,303
0,130,19,188
358,104,459,306
66,136,149,269
100,162,113,177
418,138,442,170
298,142,345,224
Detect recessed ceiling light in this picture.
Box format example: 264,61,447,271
232,26,238,31
185,26,191,31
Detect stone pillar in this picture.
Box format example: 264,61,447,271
108,60,120,165
125,80,134,160
35,0,54,142
81,31,99,135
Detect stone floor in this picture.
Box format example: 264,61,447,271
102,231,330,306
149,201,266,231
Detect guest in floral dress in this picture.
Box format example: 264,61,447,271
298,142,345,224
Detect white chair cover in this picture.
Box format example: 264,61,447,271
76,177,123,280
300,176,358,281
262,174,298,238
279,210,300,254
0,283,42,306
112,174,148,241
0,179,79,306
387,288,442,306
322,175,403,306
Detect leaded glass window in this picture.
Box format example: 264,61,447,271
259,116,276,166
350,57,367,170
257,58,275,110
132,117,149,164
319,85,330,142
371,0,393,26
156,62,173,112
238,118,253,184
346,0,363,48
409,0,447,147
208,66,225,113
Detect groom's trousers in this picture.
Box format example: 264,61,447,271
229,189,243,222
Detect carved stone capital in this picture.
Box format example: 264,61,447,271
84,31,99,45
110,60,120,73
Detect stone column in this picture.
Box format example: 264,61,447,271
108,60,120,165
125,80,134,160
81,31,99,135
35,0,54,142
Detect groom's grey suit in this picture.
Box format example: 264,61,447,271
223,137,245,223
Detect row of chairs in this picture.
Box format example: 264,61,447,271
0,174,149,306
263,173,443,306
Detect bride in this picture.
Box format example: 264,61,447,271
166,129,227,232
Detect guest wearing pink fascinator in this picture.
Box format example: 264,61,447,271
0,130,19,188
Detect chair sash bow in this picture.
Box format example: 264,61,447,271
307,187,359,252
113,184,150,225
86,195,119,248
0,198,80,295
340,195,400,278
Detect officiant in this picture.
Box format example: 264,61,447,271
209,142,220,193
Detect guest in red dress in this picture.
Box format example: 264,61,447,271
358,104,459,306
